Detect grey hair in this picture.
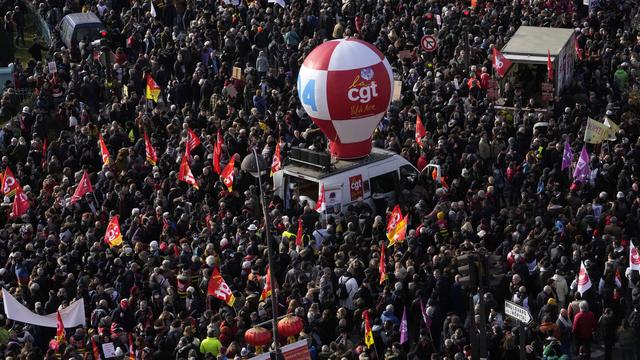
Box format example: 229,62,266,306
579,301,589,312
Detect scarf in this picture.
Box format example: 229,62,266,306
557,313,572,328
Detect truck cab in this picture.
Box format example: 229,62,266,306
59,12,105,50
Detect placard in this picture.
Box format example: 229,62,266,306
392,80,403,101
349,175,364,201
541,82,554,102
102,342,116,358
398,50,412,60
232,67,243,80
48,61,57,74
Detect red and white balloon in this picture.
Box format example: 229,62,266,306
297,39,394,159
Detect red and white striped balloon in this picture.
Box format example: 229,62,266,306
297,39,394,159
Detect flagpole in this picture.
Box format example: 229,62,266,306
371,341,380,359
247,147,281,358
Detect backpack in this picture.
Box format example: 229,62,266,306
629,310,640,331
336,277,350,300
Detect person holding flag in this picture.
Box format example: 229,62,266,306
213,130,223,174
11,185,30,218
379,242,387,284
1,166,20,197
104,215,123,247
492,47,512,77
146,73,161,102
186,128,202,156
561,139,573,171
363,309,375,349
207,268,236,306
316,183,326,213
178,153,199,190
70,171,94,204
271,142,282,176
220,154,237,192
415,114,425,148
98,134,111,167
260,266,274,301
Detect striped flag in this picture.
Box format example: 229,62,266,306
145,74,161,102
98,134,111,166
364,310,374,348
144,131,157,166
379,243,387,284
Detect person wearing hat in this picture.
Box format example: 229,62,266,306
112,299,135,332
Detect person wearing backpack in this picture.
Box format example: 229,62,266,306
337,269,358,312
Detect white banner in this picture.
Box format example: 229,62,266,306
249,339,310,360
2,288,86,328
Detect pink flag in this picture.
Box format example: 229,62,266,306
630,240,640,271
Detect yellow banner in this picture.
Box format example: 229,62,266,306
584,118,609,144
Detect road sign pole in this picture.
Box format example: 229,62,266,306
469,294,479,360
478,289,487,359
519,320,526,360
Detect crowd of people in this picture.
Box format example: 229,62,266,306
0,0,640,359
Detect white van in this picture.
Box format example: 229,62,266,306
273,147,420,215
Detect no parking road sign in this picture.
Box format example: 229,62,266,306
421,35,438,52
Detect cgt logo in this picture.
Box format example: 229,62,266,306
347,68,379,104
349,174,364,200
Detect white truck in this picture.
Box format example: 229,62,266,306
272,147,420,216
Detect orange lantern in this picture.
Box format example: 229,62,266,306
277,315,304,343
244,327,272,354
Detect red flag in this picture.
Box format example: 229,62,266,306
220,154,237,192
91,337,101,360
295,218,304,249
207,267,236,306
379,243,387,284
11,186,30,219
186,128,202,156
129,333,136,360
104,215,123,247
431,169,449,189
70,171,94,204
42,138,47,171
260,266,273,301
470,0,477,8
315,183,326,213
145,74,161,102
415,114,426,148
1,166,20,197
128,333,136,360
492,47,512,77
98,134,111,166
615,268,622,288
144,131,157,166
213,130,223,174
574,36,583,61
56,311,65,344
178,154,199,190
364,310,374,348
270,142,282,176
547,49,553,82
386,205,403,240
